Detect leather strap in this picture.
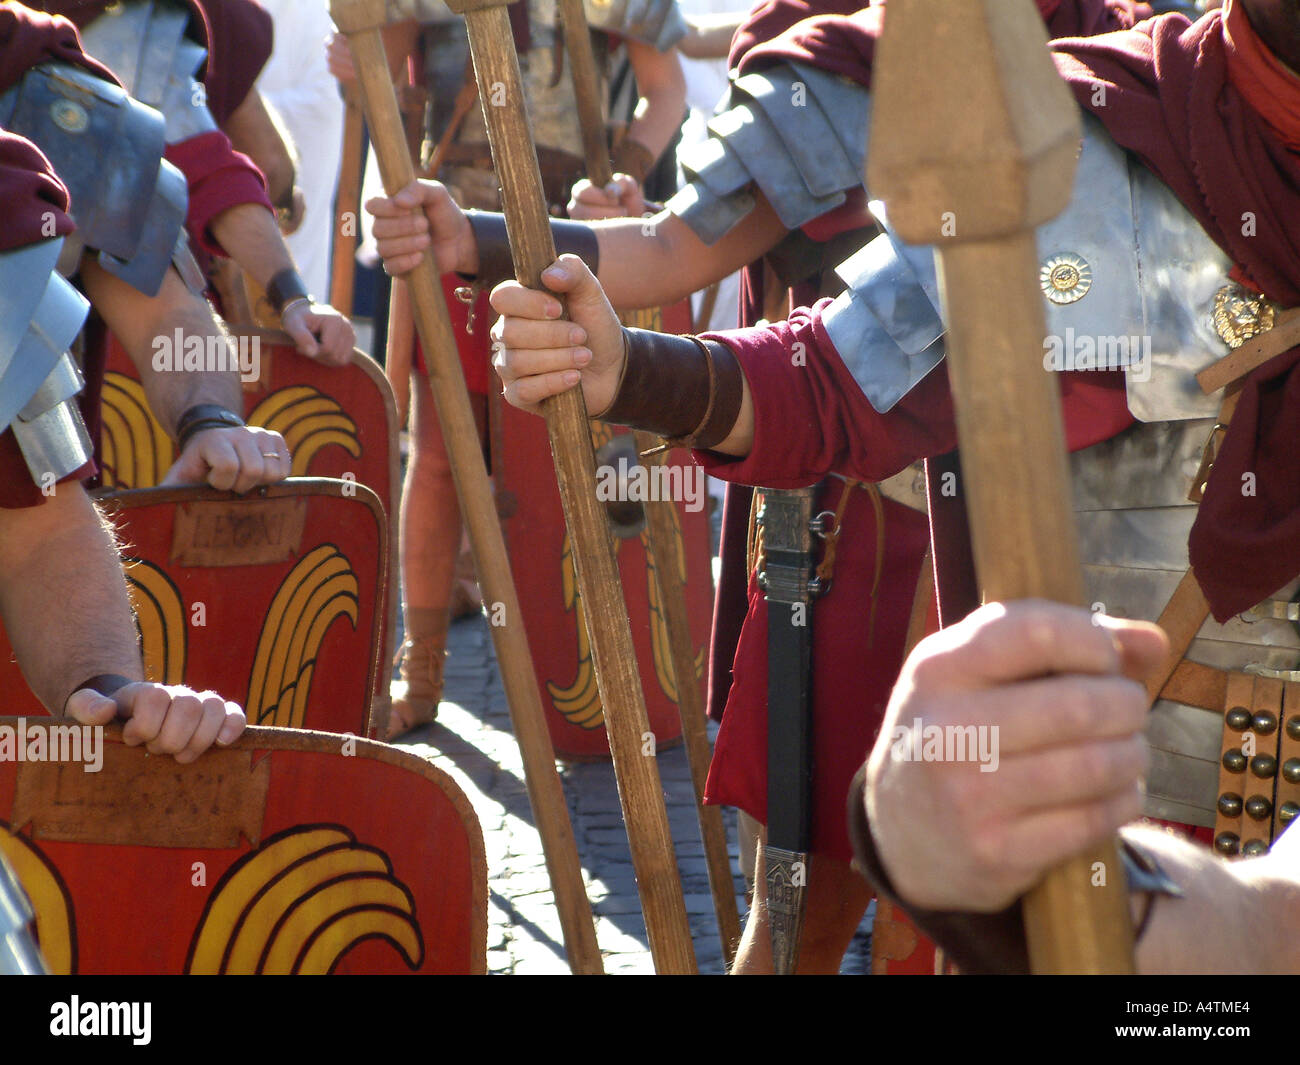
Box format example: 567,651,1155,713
1240,676,1284,854
610,137,655,184
423,58,481,179
903,547,935,659
1197,305,1300,395
1143,568,1212,707
1273,681,1300,842
265,267,311,317
464,210,600,290
63,673,133,714
1212,671,1255,856
1161,659,1228,712
598,329,743,451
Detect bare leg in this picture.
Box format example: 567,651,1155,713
390,372,487,735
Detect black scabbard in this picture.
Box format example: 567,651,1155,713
759,484,819,974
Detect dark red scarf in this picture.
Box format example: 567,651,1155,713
1053,1,1300,619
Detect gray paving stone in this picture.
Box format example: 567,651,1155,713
393,601,873,975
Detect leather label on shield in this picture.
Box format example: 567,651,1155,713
170,497,307,567
11,749,269,849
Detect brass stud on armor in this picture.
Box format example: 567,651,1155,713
1280,801,1299,825
1245,794,1273,821
1250,753,1277,778
1214,831,1240,856
1225,706,1251,731
1222,748,1246,773
1287,715,1300,741
1283,758,1300,785
1242,839,1269,857
1217,792,1243,818
1039,254,1093,305
1252,710,1278,735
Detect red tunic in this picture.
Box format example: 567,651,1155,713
695,304,1133,859
698,0,1150,861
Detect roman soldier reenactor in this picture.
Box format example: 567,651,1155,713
337,0,690,738
0,5,247,757
481,0,1300,972
371,0,1152,971
29,0,356,366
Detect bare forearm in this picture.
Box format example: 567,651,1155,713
622,40,686,162
209,202,297,289
593,200,786,309
680,12,744,58
1127,824,1300,974
0,488,141,711
625,87,685,164
223,90,296,206
81,260,242,435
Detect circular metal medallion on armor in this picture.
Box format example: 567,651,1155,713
49,99,89,135
1039,253,1092,305
1213,283,1276,349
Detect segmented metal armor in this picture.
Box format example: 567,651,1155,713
75,0,218,144
668,60,870,246
395,0,685,210
0,238,92,487
824,113,1300,830
0,60,199,297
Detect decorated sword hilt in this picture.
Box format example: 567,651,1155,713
757,485,823,601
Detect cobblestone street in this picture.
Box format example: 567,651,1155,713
395,613,872,974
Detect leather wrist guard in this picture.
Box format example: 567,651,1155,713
175,404,246,451
610,138,656,185
464,210,600,289
845,765,1182,973
266,267,311,317
63,673,133,714
598,329,743,452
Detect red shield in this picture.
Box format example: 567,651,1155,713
100,334,400,702
495,300,715,760
0,721,485,974
0,481,387,737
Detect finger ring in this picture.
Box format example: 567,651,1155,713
261,452,280,459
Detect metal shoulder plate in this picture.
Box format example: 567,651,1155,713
0,62,189,297
826,113,1235,424
0,239,93,485
667,61,870,245
77,0,217,144
582,0,687,51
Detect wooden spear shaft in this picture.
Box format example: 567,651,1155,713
445,0,696,974
634,434,743,966
869,0,1135,973
330,85,365,316
556,0,742,965
329,0,604,976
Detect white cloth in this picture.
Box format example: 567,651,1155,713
255,0,345,299
674,0,748,333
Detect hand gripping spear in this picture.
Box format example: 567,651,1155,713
329,0,604,976
554,0,743,967
343,0,698,972
868,0,1136,973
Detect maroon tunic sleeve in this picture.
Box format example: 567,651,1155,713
0,130,95,509
196,0,274,125
695,300,1134,488
165,131,273,258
